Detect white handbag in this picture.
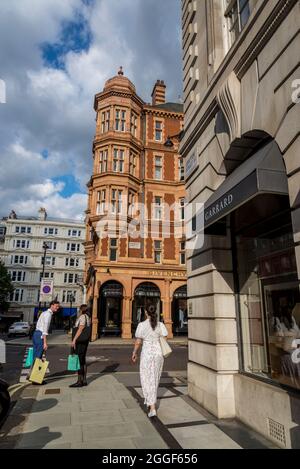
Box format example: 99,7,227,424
159,324,172,358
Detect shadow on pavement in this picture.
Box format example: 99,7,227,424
13,397,59,414
45,362,121,386
1,427,62,449
100,363,120,374
0,397,61,449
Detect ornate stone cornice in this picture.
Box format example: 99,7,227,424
93,134,143,153
143,107,183,119
216,71,241,143
90,172,141,186
94,90,144,110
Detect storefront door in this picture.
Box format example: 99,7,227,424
132,283,161,334
98,282,123,336
172,286,187,336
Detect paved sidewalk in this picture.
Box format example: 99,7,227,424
0,374,168,449
0,371,277,449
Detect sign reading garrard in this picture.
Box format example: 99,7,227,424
205,194,234,222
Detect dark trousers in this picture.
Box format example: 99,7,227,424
75,341,89,381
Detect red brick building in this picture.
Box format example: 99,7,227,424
85,68,186,340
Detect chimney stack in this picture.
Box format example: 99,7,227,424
8,210,17,219
151,80,166,106
38,207,47,221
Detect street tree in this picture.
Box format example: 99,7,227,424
0,261,14,312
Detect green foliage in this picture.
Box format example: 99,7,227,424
0,261,14,312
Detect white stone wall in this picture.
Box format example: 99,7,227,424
0,217,86,323
181,0,300,447
234,374,299,449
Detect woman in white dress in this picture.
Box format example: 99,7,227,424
132,304,168,417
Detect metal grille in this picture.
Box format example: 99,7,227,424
268,418,286,446
44,389,60,395
135,283,160,297
173,285,187,299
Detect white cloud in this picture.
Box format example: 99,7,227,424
0,0,182,221
27,180,65,198
15,192,87,221
0,143,88,220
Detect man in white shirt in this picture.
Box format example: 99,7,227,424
32,300,60,362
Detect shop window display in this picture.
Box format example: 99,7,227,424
234,198,300,390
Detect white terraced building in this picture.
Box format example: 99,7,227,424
0,208,86,324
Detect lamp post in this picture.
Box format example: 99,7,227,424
69,293,75,331
164,130,184,147
38,242,49,315
76,274,86,303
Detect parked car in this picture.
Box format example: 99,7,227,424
0,379,10,422
0,315,23,334
8,322,30,337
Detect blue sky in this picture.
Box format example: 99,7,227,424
41,11,93,69
40,7,94,199
0,0,182,220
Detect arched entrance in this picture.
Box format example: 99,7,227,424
132,282,161,333
98,281,123,336
172,286,188,336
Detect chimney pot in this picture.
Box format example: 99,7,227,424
38,207,47,221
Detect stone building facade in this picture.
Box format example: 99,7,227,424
0,209,85,324
181,0,300,448
85,69,186,341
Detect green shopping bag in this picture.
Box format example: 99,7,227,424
25,347,34,368
68,354,80,371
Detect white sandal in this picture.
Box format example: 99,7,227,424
148,409,156,418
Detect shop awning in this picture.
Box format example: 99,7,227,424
204,141,289,228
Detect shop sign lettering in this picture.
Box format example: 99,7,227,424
205,194,234,222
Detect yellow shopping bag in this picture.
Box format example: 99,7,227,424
29,358,49,384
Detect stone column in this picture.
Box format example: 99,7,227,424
187,231,238,419
91,282,100,342
122,296,132,339
162,280,173,338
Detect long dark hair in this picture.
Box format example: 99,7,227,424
79,304,89,316
147,304,158,330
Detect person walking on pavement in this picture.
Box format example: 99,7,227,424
132,304,168,418
69,304,91,388
32,300,60,363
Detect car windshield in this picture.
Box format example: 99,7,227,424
13,322,27,326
